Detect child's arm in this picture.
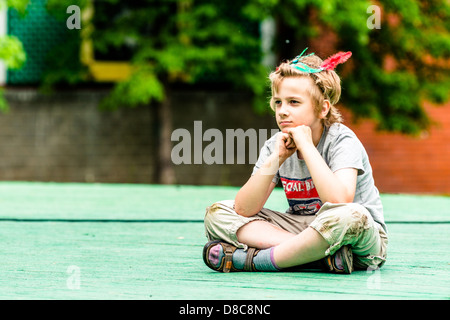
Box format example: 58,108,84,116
234,133,296,217
234,168,277,217
286,125,357,203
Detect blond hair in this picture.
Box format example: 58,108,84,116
269,54,343,127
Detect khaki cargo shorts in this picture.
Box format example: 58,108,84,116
204,200,388,270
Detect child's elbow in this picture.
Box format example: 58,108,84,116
328,197,353,204
234,203,259,217
327,192,355,204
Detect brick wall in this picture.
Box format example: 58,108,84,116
1,89,157,183
341,102,450,194
1,88,449,194
0,88,277,186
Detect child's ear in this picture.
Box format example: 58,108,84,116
319,100,331,119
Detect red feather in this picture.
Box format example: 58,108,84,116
320,51,352,70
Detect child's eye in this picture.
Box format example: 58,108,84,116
274,100,282,106
290,100,300,105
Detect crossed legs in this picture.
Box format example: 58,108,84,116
236,220,329,268
204,201,386,272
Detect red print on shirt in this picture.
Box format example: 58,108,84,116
280,176,322,214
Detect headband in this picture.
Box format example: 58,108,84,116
289,48,352,73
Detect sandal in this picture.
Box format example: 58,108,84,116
203,240,260,273
321,245,354,274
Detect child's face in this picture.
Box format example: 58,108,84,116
273,77,323,133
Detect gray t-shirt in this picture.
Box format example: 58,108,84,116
252,123,386,232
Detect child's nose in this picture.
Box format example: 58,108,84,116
279,103,289,115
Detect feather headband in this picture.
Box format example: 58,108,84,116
289,48,352,73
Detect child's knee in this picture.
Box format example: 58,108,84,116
337,203,372,238
316,202,369,228
311,203,374,253
203,200,241,243
204,201,227,233
203,200,264,249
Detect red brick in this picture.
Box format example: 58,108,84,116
341,101,450,194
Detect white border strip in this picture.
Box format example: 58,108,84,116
0,8,7,85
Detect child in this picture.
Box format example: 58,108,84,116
203,48,388,274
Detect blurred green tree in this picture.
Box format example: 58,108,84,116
0,0,28,111
90,0,269,183
43,0,88,91
254,0,449,134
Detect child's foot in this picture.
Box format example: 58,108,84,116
203,240,279,272
322,245,354,274
203,240,239,272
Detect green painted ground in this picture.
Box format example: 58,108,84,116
0,182,449,300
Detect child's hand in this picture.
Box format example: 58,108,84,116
283,125,314,151
276,132,297,161
284,134,296,150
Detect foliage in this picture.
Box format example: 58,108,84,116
92,0,450,134
41,0,89,92
0,0,28,111
23,0,449,135
0,0,28,68
0,36,26,69
344,0,449,133
257,0,450,134
95,0,269,112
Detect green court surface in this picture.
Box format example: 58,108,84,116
0,181,448,300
